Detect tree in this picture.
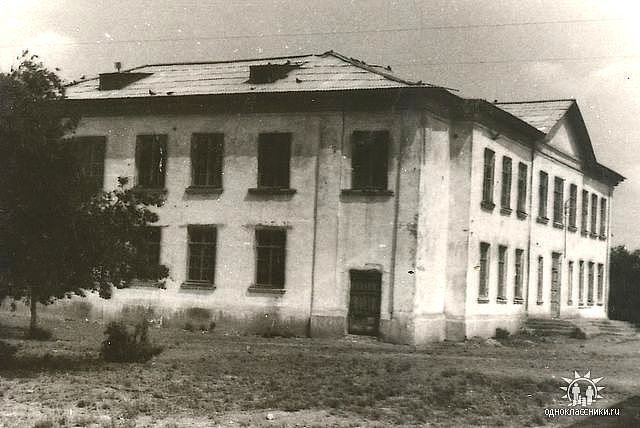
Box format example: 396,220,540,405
0,53,168,332
609,245,640,323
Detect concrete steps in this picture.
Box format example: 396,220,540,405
525,318,639,338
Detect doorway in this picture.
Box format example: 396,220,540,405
348,270,382,336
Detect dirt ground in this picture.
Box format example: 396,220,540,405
1,311,639,428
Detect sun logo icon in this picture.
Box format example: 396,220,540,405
560,371,605,407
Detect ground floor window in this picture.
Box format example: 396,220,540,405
567,261,574,305
255,228,286,289
478,242,490,302
578,260,584,305
514,249,524,302
597,263,604,304
587,262,595,305
497,245,507,302
536,256,544,304
187,226,217,285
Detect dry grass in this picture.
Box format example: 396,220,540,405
1,311,640,427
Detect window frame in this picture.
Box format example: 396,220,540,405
587,261,595,305
567,260,574,305
581,190,589,236
516,162,528,219
349,130,390,192
500,157,512,214
578,260,584,306
514,249,524,303
537,171,549,223
478,242,490,302
135,134,168,190
599,198,607,239
249,132,293,193
253,227,287,290
597,263,604,304
568,184,577,231
481,148,496,211
590,194,598,238
497,245,508,301
536,256,544,304
552,176,564,228
70,136,106,193
188,133,224,192
185,225,217,287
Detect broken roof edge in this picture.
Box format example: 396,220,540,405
494,98,576,105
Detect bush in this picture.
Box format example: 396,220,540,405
25,326,53,341
100,320,163,363
494,328,511,340
569,327,587,339
0,340,18,361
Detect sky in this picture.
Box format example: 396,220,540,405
1,0,639,247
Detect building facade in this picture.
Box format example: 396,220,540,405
64,52,624,343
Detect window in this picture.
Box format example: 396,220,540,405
478,242,490,301
190,133,223,189
497,245,507,301
351,131,389,191
134,226,162,282
568,184,577,230
481,148,495,209
500,157,512,213
186,226,217,285
255,228,286,289
257,133,292,189
516,163,528,217
578,260,584,305
587,262,594,305
538,171,549,221
600,198,607,238
590,194,598,237
553,176,564,226
581,190,589,235
72,136,106,192
536,256,544,304
567,261,574,305
136,135,167,189
597,263,604,304
514,249,524,302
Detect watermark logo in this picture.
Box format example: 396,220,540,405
560,371,605,407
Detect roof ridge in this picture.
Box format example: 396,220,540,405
494,98,576,105
127,53,320,71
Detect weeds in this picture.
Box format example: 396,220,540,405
25,326,53,341
494,327,511,340
100,320,163,363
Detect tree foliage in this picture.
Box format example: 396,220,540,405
609,245,640,323
0,53,168,329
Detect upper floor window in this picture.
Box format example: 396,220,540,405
516,162,528,218
500,157,512,214
552,177,564,227
136,135,167,189
71,136,106,193
481,148,495,210
568,184,577,231
190,133,223,189
257,133,292,189
581,190,589,235
255,228,287,289
351,131,389,191
538,171,549,222
590,194,598,237
599,198,607,238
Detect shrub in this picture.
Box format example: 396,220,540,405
0,340,18,361
569,327,587,339
100,320,163,363
494,328,511,340
25,326,53,341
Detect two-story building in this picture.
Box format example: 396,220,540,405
63,51,624,343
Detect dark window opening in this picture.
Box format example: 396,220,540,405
537,256,544,304
497,245,507,301
481,148,495,209
257,133,291,189
567,261,574,305
569,184,577,229
479,242,490,301
581,190,589,234
134,226,162,282
255,228,286,289
517,163,528,215
248,63,300,84
187,226,217,284
191,133,223,188
590,194,598,236
70,136,106,193
351,131,389,190
514,249,524,301
587,262,595,304
538,171,548,220
136,135,167,189
578,260,585,305
600,198,607,237
553,177,564,225
501,157,512,211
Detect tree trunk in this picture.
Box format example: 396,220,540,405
29,285,37,331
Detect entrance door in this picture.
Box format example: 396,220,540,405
550,253,562,318
348,270,382,336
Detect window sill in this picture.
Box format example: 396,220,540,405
477,297,489,304
581,230,588,237
500,207,512,216
341,189,394,196
248,187,297,195
587,301,594,306
536,300,544,305
552,221,564,229
480,201,495,212
180,281,215,290
568,225,577,233
589,233,598,239
598,235,607,241
516,210,528,220
513,298,524,305
536,216,549,225
129,279,164,289
248,286,286,295
185,186,223,195
133,186,167,195
496,297,507,304
597,302,604,306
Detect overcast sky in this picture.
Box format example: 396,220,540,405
1,0,639,247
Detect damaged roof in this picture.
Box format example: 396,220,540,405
65,51,440,100
495,99,574,134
